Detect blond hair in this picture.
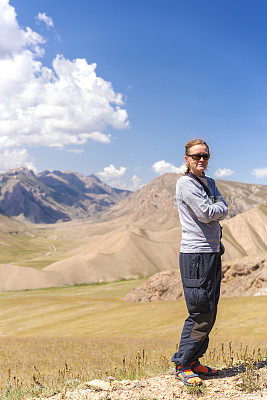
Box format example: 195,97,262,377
185,139,210,174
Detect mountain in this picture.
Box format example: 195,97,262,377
0,172,266,292
0,169,265,224
125,173,267,222
0,168,131,223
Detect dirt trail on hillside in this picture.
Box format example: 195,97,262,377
26,364,266,400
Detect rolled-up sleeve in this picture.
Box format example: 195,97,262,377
178,180,228,224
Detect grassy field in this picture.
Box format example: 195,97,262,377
0,280,266,399
1,335,265,399
0,279,266,338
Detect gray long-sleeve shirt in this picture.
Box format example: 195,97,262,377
176,175,228,253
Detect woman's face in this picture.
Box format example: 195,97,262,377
185,144,209,177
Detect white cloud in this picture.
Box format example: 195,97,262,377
152,160,186,175
86,132,111,144
0,148,36,172
98,164,126,181
101,173,142,191
0,1,129,158
251,167,267,179
36,12,54,28
0,0,44,58
130,174,142,190
24,161,37,173
214,168,234,178
66,148,84,154
107,179,127,189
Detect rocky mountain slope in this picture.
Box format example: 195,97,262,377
124,253,267,302
126,173,267,222
0,168,130,223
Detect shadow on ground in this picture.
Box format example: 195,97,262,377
201,359,267,381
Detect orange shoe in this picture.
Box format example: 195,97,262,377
175,365,203,386
191,360,218,376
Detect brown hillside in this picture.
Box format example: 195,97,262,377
43,222,180,284
43,205,267,286
221,204,267,258
0,264,72,291
0,205,266,291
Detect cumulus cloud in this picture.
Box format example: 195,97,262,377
0,1,129,164
251,167,267,179
152,160,186,175
0,148,36,172
214,168,234,178
36,12,54,28
0,0,44,58
97,164,126,181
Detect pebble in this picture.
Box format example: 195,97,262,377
83,379,110,391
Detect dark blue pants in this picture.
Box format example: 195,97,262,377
171,252,221,366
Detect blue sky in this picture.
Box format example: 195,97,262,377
1,0,267,188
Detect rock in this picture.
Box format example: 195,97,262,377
124,270,183,302
83,379,110,391
118,379,132,386
220,255,267,297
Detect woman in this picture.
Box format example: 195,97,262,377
171,139,228,386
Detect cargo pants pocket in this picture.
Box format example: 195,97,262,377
179,253,211,314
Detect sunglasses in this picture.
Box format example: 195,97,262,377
187,153,210,160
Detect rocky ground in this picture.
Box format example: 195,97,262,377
26,363,266,400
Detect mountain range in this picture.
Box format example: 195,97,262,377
0,168,266,224
0,167,130,223
0,168,266,292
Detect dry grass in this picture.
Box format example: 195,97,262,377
0,280,266,399
0,285,266,337
0,336,266,400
